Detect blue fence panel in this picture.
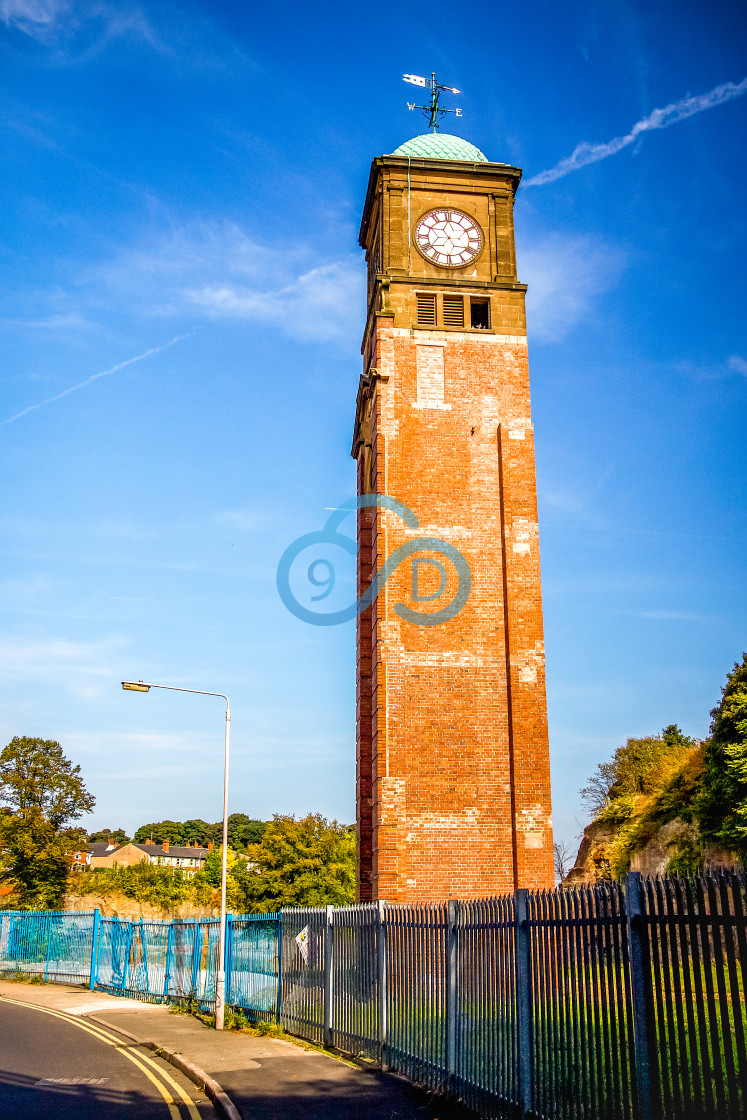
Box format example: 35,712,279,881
95,917,174,1003
95,917,131,992
227,914,280,1017
193,919,220,1011
0,910,95,985
166,920,199,998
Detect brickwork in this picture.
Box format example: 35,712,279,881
353,152,554,901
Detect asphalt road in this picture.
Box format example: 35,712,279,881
0,996,212,1120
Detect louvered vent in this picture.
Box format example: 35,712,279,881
442,295,464,328
416,292,437,326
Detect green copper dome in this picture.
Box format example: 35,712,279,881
391,132,488,162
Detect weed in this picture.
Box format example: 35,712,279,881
223,1006,252,1031
169,990,200,1017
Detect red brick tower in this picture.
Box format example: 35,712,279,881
353,132,554,902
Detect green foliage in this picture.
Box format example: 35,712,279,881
576,656,747,877
133,820,186,844
226,813,266,849
198,844,238,888
223,1006,253,1031
169,991,200,1016
0,737,94,909
0,737,94,829
182,819,216,845
85,860,193,908
254,1019,285,1038
579,725,702,877
131,814,265,849
651,746,704,825
597,793,636,823
89,829,130,844
582,725,697,823
697,654,747,861
0,810,83,909
665,841,704,876
237,813,355,912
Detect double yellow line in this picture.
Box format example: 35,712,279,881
0,994,202,1120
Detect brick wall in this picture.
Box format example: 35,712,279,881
353,154,554,901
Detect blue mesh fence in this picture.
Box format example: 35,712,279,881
227,914,281,1018
0,908,280,1016
0,910,96,985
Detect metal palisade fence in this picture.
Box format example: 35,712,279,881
1,872,745,1119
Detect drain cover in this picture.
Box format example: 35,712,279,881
36,1078,110,1086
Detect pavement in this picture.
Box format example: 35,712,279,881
0,980,476,1120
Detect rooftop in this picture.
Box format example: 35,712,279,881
391,132,489,163
86,841,210,859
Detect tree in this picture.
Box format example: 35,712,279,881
226,813,266,849
199,843,239,887
553,839,576,885
0,737,94,828
580,725,696,819
87,861,192,909
89,829,130,844
697,654,747,861
237,814,355,912
130,815,265,848
133,820,184,844
580,761,618,816
0,737,94,908
181,819,212,846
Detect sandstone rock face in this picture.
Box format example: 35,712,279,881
564,820,616,886
628,820,696,877
64,892,219,921
564,816,739,885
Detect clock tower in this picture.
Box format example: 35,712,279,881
352,129,554,902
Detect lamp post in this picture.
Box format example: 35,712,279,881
122,679,231,1030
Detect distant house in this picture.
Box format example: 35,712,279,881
71,848,92,869
86,837,212,876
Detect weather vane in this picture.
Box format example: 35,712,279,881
402,72,462,132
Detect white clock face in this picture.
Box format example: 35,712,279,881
414,208,483,268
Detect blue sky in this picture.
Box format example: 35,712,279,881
1,0,745,854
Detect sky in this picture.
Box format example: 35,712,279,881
1,0,745,855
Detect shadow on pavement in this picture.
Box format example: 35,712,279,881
0,1068,168,1120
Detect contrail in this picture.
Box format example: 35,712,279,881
524,76,747,188
0,333,193,427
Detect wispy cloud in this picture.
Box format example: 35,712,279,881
525,76,747,187
0,333,192,426
71,730,213,758
664,354,747,381
0,0,69,35
518,231,626,341
5,312,94,331
0,632,125,685
185,259,362,344
35,221,363,347
0,0,162,51
637,609,714,622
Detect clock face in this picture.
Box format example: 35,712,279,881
414,208,483,268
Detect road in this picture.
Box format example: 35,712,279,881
0,995,212,1120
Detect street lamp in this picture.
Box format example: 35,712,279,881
122,679,231,1030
